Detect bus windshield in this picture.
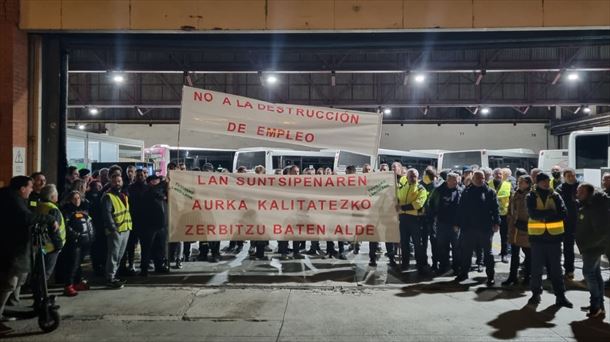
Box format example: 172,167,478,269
235,151,266,170
441,151,482,170
575,133,610,169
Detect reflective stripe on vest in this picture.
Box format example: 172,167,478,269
108,192,132,233
488,180,511,216
527,193,565,236
37,201,66,253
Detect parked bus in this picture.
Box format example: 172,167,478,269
568,126,610,174
233,148,336,174
438,149,538,172
67,128,144,169
538,149,568,172
144,144,236,176
329,148,439,174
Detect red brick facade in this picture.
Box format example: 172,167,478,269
0,0,28,186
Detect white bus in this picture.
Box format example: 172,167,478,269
438,149,538,172
233,148,337,174
538,149,569,172
144,144,236,176
568,127,610,172
331,149,438,174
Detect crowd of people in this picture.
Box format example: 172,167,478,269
1,161,609,323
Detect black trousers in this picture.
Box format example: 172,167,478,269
278,241,302,255
459,229,494,280
255,241,266,258
199,241,220,258
399,215,427,268
90,224,107,273
508,244,531,280
530,241,566,296
421,216,437,267
563,221,576,274
369,242,395,262
121,228,140,269
228,241,244,248
140,228,168,271
436,222,459,272
326,241,345,254
61,240,90,285
499,215,510,256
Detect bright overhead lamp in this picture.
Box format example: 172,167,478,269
265,74,278,85
414,74,426,83
566,72,579,81
582,105,591,114
88,107,99,115
480,107,491,115
77,124,86,130
383,108,392,115
112,73,125,84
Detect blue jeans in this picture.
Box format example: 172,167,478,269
582,252,605,310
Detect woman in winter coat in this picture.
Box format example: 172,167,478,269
60,191,94,296
502,175,533,286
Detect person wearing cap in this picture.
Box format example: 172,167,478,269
526,172,572,308
79,168,92,187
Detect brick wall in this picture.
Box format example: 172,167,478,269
0,0,29,186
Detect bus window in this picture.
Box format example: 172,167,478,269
235,151,266,170
302,156,334,170
575,134,610,169
336,151,372,172
442,151,482,170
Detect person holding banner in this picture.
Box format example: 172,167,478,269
277,165,305,260
197,164,222,263
397,168,429,274
250,165,269,261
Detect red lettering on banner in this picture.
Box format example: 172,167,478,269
273,224,282,234
237,100,253,109
257,103,266,111
192,200,201,210
198,175,229,185
193,91,213,102
185,225,194,235
207,225,216,235
222,97,232,105
227,122,246,134
219,225,228,235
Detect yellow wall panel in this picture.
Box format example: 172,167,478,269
267,0,334,30
543,0,610,27
61,0,130,30
131,0,199,30
197,0,266,30
404,0,473,28
20,0,61,29
474,0,543,28
334,0,403,29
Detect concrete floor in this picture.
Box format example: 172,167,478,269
2,241,610,341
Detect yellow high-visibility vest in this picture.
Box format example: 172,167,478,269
397,177,428,216
488,180,511,216
107,192,133,233
37,201,66,253
527,192,565,236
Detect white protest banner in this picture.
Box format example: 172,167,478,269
179,86,382,156
168,171,399,242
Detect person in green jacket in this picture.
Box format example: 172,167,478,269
575,183,610,319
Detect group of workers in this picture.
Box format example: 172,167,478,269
1,161,609,324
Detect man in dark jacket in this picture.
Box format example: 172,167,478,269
427,172,461,274
455,170,500,286
421,166,442,270
139,176,169,276
120,169,148,275
1,176,56,322
555,168,579,280
526,172,572,308
575,183,610,318
603,172,610,289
